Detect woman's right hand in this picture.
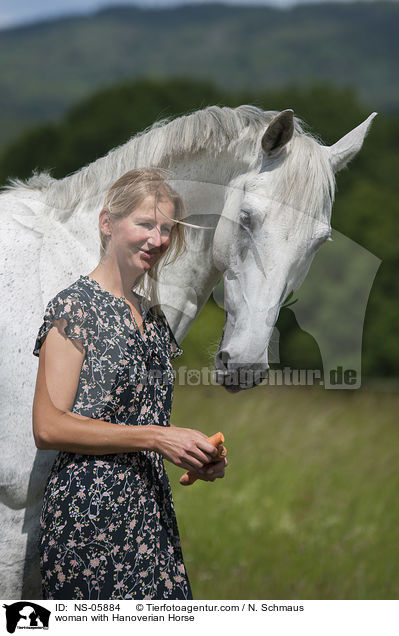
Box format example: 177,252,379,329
153,426,219,472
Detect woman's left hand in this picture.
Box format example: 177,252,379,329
187,457,228,482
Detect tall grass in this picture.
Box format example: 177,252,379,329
166,383,399,599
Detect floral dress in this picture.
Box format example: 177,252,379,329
32,274,193,600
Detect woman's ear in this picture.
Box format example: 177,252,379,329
99,208,112,238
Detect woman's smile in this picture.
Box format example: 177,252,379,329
107,194,175,275
139,249,159,261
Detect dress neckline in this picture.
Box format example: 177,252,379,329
80,274,147,340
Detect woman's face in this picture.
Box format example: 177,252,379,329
107,194,176,274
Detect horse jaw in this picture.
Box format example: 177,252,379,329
214,254,301,392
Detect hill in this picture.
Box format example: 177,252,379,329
0,1,398,147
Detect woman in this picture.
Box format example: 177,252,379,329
32,168,227,600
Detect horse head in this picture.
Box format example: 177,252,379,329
213,109,377,391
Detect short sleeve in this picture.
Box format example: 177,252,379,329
33,292,91,357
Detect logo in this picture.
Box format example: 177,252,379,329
2,603,50,633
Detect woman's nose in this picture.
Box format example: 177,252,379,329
146,226,163,247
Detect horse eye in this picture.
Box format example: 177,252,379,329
239,212,251,227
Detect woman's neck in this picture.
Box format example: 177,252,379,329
88,258,142,301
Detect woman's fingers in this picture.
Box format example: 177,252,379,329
208,457,228,479
157,427,225,473
195,438,220,461
185,445,216,466
206,466,226,479
185,457,209,472
183,431,220,465
192,457,228,481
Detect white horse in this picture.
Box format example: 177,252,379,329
0,105,375,598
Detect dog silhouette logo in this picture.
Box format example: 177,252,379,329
2,602,50,633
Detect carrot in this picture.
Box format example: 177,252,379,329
179,432,227,486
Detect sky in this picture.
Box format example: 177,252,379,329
0,0,379,30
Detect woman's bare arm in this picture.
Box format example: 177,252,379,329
32,320,159,455
32,320,218,471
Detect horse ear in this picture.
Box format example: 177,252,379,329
327,112,377,173
261,109,295,155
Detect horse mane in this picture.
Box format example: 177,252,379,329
3,104,335,225
272,131,336,232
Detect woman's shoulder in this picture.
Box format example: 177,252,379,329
48,276,94,311
33,277,94,358
41,276,99,332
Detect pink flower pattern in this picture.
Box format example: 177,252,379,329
33,275,191,600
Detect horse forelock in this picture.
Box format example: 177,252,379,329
266,130,336,235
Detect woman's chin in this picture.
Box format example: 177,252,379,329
140,256,155,267
129,252,152,270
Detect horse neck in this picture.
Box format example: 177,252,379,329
47,132,253,223
156,150,252,337
161,149,251,275
43,140,255,318
59,145,251,274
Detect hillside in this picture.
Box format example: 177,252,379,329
0,1,398,147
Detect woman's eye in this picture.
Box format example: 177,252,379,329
139,222,172,234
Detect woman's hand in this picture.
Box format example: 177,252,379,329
153,426,219,472
182,456,228,484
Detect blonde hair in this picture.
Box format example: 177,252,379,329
99,168,187,317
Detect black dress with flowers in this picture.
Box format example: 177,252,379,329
32,274,193,600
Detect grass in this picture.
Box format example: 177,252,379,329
165,383,399,599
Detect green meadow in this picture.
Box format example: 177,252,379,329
166,382,399,600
